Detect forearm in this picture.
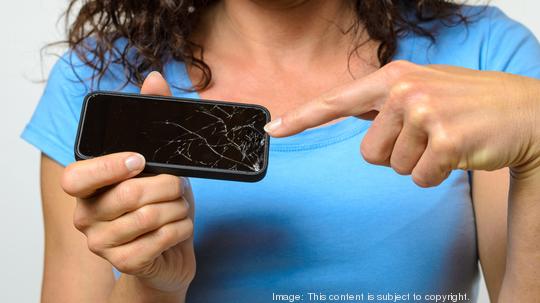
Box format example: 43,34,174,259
499,165,540,302
108,274,187,303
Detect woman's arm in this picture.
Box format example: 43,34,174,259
41,154,115,302
499,165,540,301
473,169,509,302
42,154,190,303
44,72,196,303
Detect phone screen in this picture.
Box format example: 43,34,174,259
77,92,270,176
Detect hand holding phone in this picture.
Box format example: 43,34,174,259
75,86,271,182
62,73,202,299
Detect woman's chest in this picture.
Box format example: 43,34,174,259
191,57,378,119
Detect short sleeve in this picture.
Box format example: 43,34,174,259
484,7,540,78
20,52,91,167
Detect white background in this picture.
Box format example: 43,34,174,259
0,1,536,302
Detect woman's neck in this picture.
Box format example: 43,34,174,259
197,0,363,66
190,0,379,121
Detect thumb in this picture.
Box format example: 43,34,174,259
141,71,172,96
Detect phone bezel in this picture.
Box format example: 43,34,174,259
74,91,271,182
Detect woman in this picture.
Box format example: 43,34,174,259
22,0,540,302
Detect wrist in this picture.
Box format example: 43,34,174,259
109,274,188,303
133,275,189,299
510,158,540,181
510,76,540,174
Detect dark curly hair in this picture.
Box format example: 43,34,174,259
60,0,470,91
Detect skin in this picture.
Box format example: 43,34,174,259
39,0,539,302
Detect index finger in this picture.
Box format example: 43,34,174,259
61,152,145,198
264,68,389,137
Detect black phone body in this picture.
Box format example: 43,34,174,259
75,91,271,182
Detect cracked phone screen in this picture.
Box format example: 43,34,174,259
78,94,269,173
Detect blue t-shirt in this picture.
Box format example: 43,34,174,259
21,6,540,303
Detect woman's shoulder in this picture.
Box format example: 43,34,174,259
458,5,533,42
48,41,140,95
49,38,193,96
431,5,522,37
22,39,141,167
466,5,540,75
22,37,195,166
411,5,540,76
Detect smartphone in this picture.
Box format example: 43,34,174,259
75,91,271,182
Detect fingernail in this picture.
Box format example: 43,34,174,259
125,154,145,171
148,70,160,77
264,117,282,133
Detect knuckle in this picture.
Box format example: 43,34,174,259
90,159,117,182
117,255,153,276
182,218,194,238
391,160,412,176
383,60,421,83
360,146,376,164
412,174,432,188
61,165,79,195
390,79,419,100
179,199,191,218
406,101,433,127
183,268,197,285
319,90,340,109
430,131,459,157
431,132,461,173
155,225,176,247
161,174,183,199
385,60,415,75
386,83,416,114
157,219,193,247
360,141,385,165
134,206,158,230
98,158,117,175
177,220,195,243
112,251,138,274
73,209,90,231
430,135,448,154
116,181,142,207
315,90,347,116
86,232,105,255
